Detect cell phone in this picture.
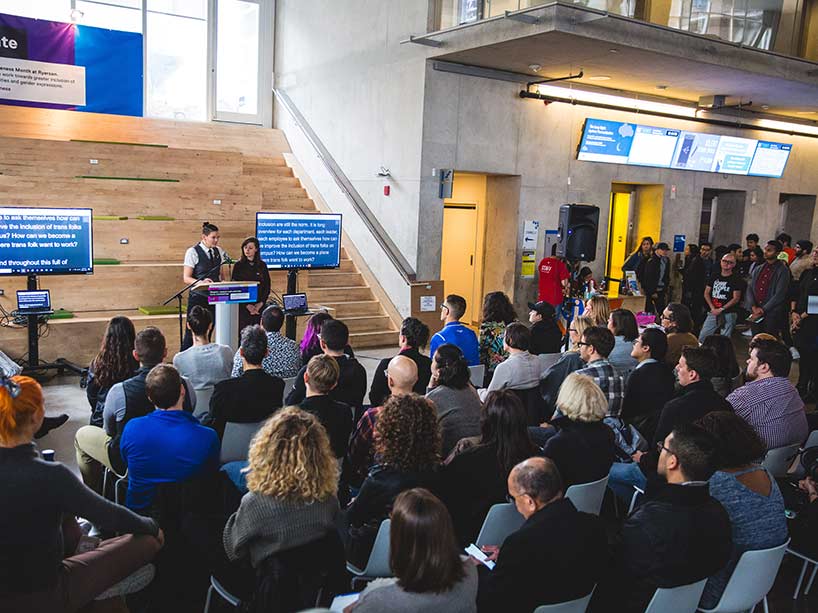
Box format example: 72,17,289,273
465,543,495,570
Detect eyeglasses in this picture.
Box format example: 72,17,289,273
441,304,449,312
656,441,674,455
721,260,736,265
575,341,590,347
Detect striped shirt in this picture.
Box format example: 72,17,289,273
727,376,808,450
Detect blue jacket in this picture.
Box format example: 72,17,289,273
429,322,480,365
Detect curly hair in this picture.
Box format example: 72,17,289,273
245,407,337,502
375,394,441,473
92,316,138,389
481,291,516,325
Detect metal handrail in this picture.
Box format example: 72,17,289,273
273,89,417,283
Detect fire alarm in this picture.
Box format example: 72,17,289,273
383,185,390,196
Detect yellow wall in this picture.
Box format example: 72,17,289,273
606,192,631,297
633,184,664,251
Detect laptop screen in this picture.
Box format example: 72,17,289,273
283,293,308,312
17,290,51,313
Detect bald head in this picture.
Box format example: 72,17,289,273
386,355,418,395
510,457,563,505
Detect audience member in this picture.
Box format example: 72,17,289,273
620,328,675,442
286,319,367,411
696,411,788,609
369,317,431,407
348,356,418,487
86,315,138,428
543,373,616,488
680,243,706,324
746,240,790,338
539,315,593,415
746,233,760,251
299,355,354,460
231,305,301,378
777,232,796,263
427,344,482,457
527,300,562,355
300,312,334,364
638,241,670,315
173,305,233,390
479,323,545,400
792,245,818,400
204,325,283,438
700,242,714,279
574,326,625,417
345,394,441,569
0,375,164,612
477,457,607,612
595,424,732,613
607,308,638,375
439,390,539,545
479,291,516,379
352,488,477,613
727,339,808,449
121,364,219,511
430,294,480,366
75,327,195,491
699,251,746,341
701,335,741,398
223,408,338,562
583,295,610,327
661,302,699,368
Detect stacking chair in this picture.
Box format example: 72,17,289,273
476,503,525,547
203,575,241,612
468,364,485,388
283,376,298,400
565,476,609,515
220,420,264,465
533,587,595,612
786,546,818,599
644,578,707,613
761,444,800,478
346,519,392,580
193,386,214,420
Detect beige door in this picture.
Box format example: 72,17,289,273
441,204,478,323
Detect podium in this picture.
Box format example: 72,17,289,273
205,281,259,352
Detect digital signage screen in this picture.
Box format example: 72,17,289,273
577,118,792,179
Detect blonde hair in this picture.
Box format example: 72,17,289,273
585,296,610,327
570,315,594,353
245,407,337,502
556,373,607,423
306,354,340,394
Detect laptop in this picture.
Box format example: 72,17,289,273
17,289,54,316
283,292,309,314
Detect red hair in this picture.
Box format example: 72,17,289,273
0,376,44,441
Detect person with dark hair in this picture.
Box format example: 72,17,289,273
793,245,818,400
0,376,164,612
369,317,431,407
479,322,547,401
299,354,353,459
680,243,706,325
714,244,729,263
527,300,562,355
231,304,301,379
727,339,808,449
427,344,482,457
204,325,284,438
120,364,219,511
479,291,517,379
86,315,138,428
699,251,746,342
701,335,741,397
695,411,787,609
777,232,796,263
537,251,570,307
286,319,367,411
575,265,596,297
352,488,477,612
430,294,480,366
637,241,670,315
791,239,814,282
182,221,229,350
345,394,441,569
172,304,233,393
439,390,539,545
661,302,699,368
477,457,607,612
230,236,271,335
623,236,654,283
595,424,732,613
700,242,714,279
746,233,760,250
575,326,625,417
746,240,790,338
607,308,638,375
75,327,196,491
621,328,675,441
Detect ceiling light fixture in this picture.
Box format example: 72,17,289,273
588,75,611,81
655,84,669,90
534,83,697,117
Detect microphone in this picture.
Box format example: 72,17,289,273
222,256,236,265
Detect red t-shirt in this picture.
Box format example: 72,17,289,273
537,257,569,305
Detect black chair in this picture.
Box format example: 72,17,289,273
510,387,549,426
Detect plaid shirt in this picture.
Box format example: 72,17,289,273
575,358,625,417
727,377,809,449
347,405,383,485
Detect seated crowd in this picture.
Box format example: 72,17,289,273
0,286,810,613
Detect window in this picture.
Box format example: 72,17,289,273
76,1,142,33
0,0,72,22
215,0,260,119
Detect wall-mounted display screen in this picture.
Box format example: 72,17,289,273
577,118,792,178
256,212,342,269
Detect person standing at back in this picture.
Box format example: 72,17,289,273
537,248,570,306
745,240,790,338
430,294,480,366
699,252,745,342
638,241,670,316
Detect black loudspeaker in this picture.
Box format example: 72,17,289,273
556,204,599,261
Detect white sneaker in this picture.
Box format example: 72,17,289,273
95,564,155,600
791,346,801,360
742,329,753,337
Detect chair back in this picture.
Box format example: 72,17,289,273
804,430,818,450
643,578,707,613
533,587,595,612
193,387,215,420
347,519,392,578
509,387,548,426
700,540,789,612
282,376,297,400
761,443,800,478
220,421,265,464
468,364,485,388
565,476,609,516
476,503,525,548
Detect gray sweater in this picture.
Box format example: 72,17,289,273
223,491,339,568
426,385,482,458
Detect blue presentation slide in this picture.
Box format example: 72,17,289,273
577,119,635,163
0,207,93,275
257,212,342,269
